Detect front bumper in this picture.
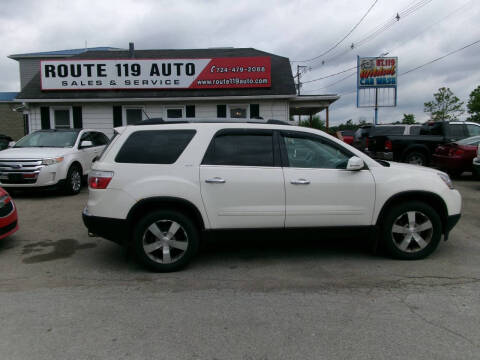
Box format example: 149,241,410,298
82,208,129,245
473,158,480,177
444,213,461,241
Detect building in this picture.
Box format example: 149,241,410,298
0,92,24,140
10,45,339,137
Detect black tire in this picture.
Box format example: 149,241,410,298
63,164,82,195
132,210,199,272
404,151,427,166
380,201,442,260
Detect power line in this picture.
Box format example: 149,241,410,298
291,0,378,63
301,0,474,90
305,0,436,69
301,66,358,84
400,38,480,76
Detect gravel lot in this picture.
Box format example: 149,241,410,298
0,178,479,360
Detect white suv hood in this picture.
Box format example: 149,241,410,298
387,161,442,175
0,147,72,159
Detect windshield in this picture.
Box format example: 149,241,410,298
14,131,79,148
457,135,480,145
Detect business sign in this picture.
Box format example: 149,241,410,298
357,56,397,88
40,57,271,90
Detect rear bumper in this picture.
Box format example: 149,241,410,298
432,154,468,172
82,208,128,245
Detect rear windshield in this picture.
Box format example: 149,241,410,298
370,126,405,136
115,130,196,164
14,131,79,148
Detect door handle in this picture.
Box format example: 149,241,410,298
291,178,310,185
205,177,226,184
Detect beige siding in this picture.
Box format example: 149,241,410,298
82,104,115,137
0,103,24,140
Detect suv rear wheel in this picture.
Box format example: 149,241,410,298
381,201,442,260
132,210,199,272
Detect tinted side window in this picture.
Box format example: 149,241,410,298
449,124,466,139
91,132,109,146
467,124,480,136
203,133,274,166
115,130,196,164
283,134,351,169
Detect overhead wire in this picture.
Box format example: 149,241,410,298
291,0,378,63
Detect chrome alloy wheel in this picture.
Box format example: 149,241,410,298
407,155,424,165
71,170,82,192
391,211,433,253
142,220,189,264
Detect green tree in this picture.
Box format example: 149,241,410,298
424,87,464,121
299,115,325,130
401,113,415,124
467,85,480,123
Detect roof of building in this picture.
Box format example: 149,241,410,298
9,47,122,59
0,92,19,102
16,48,297,100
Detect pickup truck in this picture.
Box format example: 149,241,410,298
366,121,480,166
0,129,109,194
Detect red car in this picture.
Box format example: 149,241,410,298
0,187,18,240
432,135,480,176
339,130,354,145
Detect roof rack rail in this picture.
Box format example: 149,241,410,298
133,118,293,126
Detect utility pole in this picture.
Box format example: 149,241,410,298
295,65,307,95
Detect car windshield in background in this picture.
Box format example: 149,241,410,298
14,131,79,148
457,135,480,146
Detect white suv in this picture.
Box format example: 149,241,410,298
82,121,462,272
0,129,109,194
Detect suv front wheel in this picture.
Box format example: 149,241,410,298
381,201,442,260
133,210,200,272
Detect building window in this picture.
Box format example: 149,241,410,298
51,107,72,129
229,104,248,119
125,108,143,125
250,104,260,119
217,105,226,118
166,107,184,119
186,105,195,118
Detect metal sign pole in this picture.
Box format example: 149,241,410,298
374,88,378,125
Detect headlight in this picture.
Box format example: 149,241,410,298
41,157,64,166
438,172,454,189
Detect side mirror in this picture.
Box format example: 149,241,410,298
8,141,15,148
346,156,365,171
80,140,93,148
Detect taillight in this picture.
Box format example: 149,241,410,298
448,148,464,156
88,170,114,189
385,140,393,151
365,138,370,149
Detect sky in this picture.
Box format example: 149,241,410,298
0,0,479,126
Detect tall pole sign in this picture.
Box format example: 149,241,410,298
357,56,398,125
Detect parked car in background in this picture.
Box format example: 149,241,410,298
83,120,461,272
473,144,480,178
366,121,480,166
0,129,109,194
353,124,421,153
432,136,480,177
339,130,354,145
0,187,18,240
0,134,13,151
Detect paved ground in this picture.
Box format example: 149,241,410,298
0,178,479,360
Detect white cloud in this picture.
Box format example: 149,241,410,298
1,0,479,125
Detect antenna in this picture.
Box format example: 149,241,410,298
142,109,151,120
